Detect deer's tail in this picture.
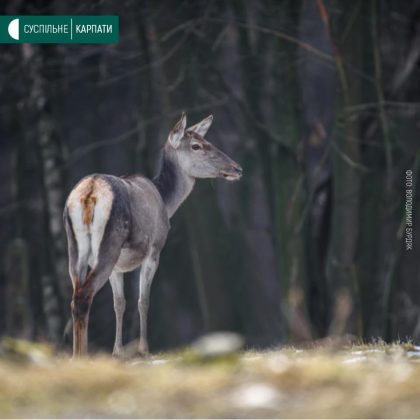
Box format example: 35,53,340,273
80,184,97,226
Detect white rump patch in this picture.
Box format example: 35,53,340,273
66,177,114,275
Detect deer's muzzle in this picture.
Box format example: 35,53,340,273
220,163,243,181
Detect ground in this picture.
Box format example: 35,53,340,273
1,338,420,418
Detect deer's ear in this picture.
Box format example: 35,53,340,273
187,114,213,137
168,112,187,149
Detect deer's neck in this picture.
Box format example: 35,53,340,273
153,148,195,218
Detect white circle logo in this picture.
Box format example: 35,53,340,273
8,18,19,40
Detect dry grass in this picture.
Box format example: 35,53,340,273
1,339,420,418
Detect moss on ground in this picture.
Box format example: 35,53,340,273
1,339,420,418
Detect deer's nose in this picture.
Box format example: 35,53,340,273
232,164,243,176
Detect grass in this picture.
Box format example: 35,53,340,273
1,338,420,418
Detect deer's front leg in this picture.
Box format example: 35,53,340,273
110,271,125,357
138,250,159,356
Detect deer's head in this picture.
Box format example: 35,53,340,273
166,112,242,181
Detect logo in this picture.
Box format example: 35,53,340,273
0,16,118,44
8,18,19,40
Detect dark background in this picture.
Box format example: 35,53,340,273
0,0,419,353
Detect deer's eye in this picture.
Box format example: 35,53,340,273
191,143,201,151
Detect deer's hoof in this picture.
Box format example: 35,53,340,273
138,340,149,358
112,348,125,359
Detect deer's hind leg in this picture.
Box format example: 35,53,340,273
64,209,93,356
71,228,125,357
72,259,122,356
110,271,125,357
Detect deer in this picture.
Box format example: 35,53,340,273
63,113,242,357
